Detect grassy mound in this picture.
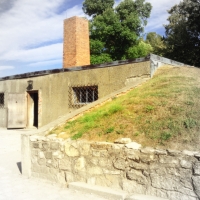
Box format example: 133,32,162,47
50,66,200,150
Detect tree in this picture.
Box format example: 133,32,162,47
90,39,112,64
146,32,166,56
82,0,152,64
164,0,200,66
82,0,114,17
127,40,153,59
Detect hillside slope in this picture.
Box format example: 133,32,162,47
51,66,200,151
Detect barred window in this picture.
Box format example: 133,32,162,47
0,93,4,108
69,85,98,108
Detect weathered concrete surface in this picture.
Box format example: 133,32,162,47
69,182,127,200
0,60,150,128
21,133,31,177
68,182,170,200
0,128,107,200
126,194,169,200
0,108,7,127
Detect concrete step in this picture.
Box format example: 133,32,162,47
68,182,127,200
126,194,169,200
68,182,169,200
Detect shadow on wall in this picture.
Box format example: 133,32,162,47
17,162,22,174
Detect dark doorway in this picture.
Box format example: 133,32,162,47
27,91,38,128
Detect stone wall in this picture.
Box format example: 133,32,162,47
29,135,200,200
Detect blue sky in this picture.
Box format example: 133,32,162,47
0,0,181,78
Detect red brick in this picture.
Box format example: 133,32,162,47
63,16,90,68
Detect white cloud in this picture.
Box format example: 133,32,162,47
1,43,63,63
145,0,182,33
28,59,62,67
0,66,15,71
0,1,83,54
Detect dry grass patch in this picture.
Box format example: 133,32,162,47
49,66,200,150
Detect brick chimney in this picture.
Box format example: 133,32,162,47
63,16,90,68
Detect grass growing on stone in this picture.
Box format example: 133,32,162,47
50,66,200,150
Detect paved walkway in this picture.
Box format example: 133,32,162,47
0,129,106,200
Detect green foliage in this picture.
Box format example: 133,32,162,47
91,54,112,65
169,105,183,115
185,101,194,106
159,132,172,143
90,39,113,64
108,104,123,114
62,103,123,138
82,0,114,16
146,32,166,56
80,103,123,123
105,127,114,134
127,40,153,59
183,118,197,129
82,0,152,63
164,0,200,66
116,130,124,135
64,121,76,129
71,132,83,140
116,0,152,28
145,105,154,113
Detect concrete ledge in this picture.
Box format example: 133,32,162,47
21,133,31,177
68,182,169,200
126,194,169,200
68,182,127,200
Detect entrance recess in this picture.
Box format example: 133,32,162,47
27,91,38,128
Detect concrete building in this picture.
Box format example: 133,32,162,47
0,16,185,129
0,55,185,129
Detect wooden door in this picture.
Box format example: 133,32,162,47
7,93,26,128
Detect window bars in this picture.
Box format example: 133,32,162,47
0,93,4,108
69,85,98,108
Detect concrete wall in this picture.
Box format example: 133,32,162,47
27,135,200,200
0,52,190,128
150,54,186,77
0,61,150,128
0,108,7,127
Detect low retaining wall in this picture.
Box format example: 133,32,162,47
27,135,200,200
150,54,186,77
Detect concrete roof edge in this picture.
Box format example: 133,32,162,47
0,56,150,81
150,53,189,67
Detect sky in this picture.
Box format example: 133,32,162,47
0,0,182,78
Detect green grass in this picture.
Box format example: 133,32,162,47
71,132,83,140
49,66,200,149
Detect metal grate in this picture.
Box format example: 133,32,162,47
69,85,98,108
0,93,4,108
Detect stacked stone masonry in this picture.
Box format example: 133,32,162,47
30,135,200,200
63,16,90,68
